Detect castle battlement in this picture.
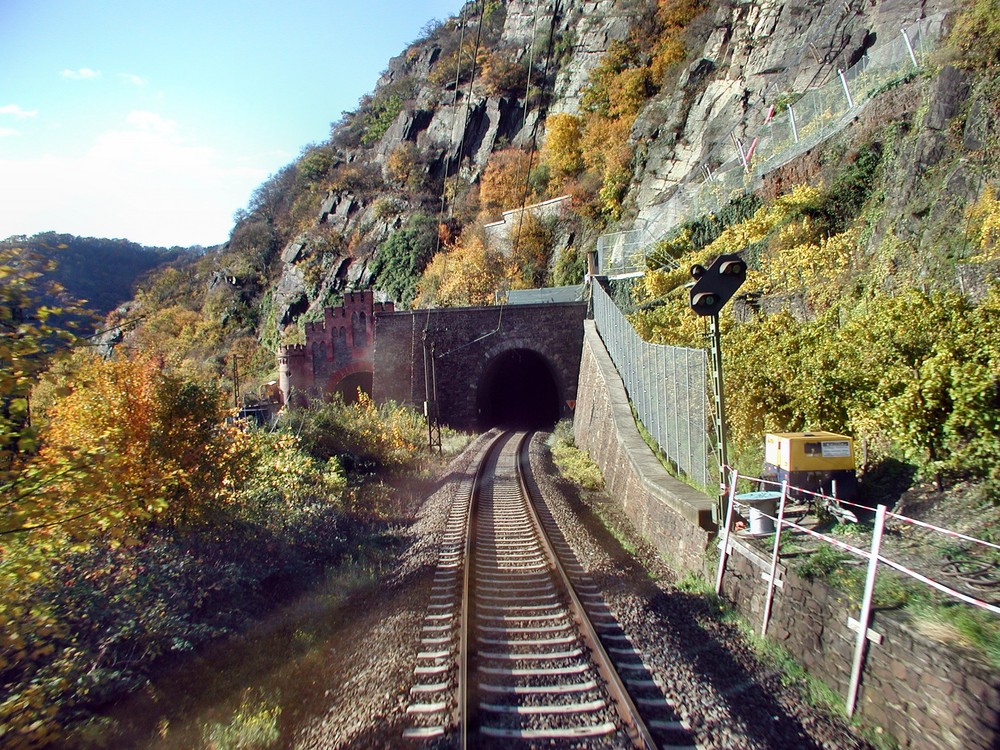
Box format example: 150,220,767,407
278,291,393,406
278,344,308,357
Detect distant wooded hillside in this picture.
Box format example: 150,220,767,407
1,232,199,317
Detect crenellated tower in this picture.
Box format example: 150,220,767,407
277,291,394,406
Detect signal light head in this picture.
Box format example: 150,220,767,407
719,259,747,276
692,291,718,308
688,252,748,316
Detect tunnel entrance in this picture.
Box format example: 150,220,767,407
329,371,372,403
476,348,560,431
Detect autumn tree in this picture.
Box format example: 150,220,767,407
0,246,88,467
479,148,537,220
14,352,248,539
508,212,556,289
416,227,506,307
540,113,584,182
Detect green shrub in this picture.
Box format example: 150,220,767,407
360,94,404,145
281,394,425,473
370,214,438,306
547,420,605,491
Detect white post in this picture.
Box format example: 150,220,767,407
788,105,799,143
734,134,749,171
901,28,919,69
761,481,789,636
714,469,740,595
839,68,855,109
846,504,887,716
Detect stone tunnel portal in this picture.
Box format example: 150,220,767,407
476,348,560,431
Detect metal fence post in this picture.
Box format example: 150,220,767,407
761,481,789,636
714,469,740,595
847,504,887,716
901,28,919,68
838,68,855,109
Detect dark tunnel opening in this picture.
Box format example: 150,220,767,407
330,371,372,403
476,348,560,431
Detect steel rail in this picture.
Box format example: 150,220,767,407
458,430,504,750
456,430,657,748
513,432,658,750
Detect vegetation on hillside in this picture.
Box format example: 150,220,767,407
627,87,1000,491
0,233,189,318
3,0,998,741
0,245,449,747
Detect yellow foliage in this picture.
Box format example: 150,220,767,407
33,352,248,534
607,67,657,120
966,184,1000,260
761,226,859,309
578,115,635,219
416,230,506,307
540,113,584,180
508,212,556,288
479,148,535,220
632,184,837,342
385,142,424,191
658,0,709,27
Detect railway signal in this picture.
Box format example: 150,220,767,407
688,253,747,316
688,253,747,522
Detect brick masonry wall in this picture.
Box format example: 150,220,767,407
373,302,588,430
574,319,1000,749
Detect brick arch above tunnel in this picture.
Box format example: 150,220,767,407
373,301,588,432
324,361,373,403
472,339,566,431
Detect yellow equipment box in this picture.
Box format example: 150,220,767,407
763,431,858,500
764,432,855,472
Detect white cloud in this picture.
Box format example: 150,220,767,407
60,67,101,80
0,105,38,119
119,73,148,87
0,111,268,247
0,128,19,138
125,110,177,135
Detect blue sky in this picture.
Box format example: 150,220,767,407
0,0,461,248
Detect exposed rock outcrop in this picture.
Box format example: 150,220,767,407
263,0,966,325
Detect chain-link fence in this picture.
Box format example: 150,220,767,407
600,14,946,275
592,280,715,490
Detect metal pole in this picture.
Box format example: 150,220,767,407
838,68,855,109
901,28,919,69
761,481,789,636
430,342,441,454
422,330,433,451
788,104,799,144
232,356,240,408
709,313,729,519
715,469,739,595
847,504,887,716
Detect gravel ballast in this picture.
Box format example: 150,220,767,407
105,431,876,749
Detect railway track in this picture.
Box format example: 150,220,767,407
404,431,695,748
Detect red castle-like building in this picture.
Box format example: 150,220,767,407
277,290,393,405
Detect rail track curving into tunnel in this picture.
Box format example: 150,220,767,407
403,431,695,749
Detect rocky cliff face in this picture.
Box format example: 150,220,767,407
263,0,968,325
630,0,953,222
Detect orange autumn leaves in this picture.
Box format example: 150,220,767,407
11,353,247,541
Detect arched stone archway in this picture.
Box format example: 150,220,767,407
325,362,373,403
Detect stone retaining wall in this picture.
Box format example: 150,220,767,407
573,320,1000,749
573,321,715,575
